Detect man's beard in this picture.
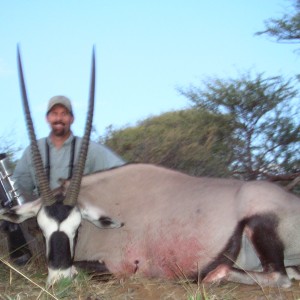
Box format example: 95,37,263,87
51,122,69,137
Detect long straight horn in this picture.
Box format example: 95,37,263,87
64,47,96,206
17,45,55,205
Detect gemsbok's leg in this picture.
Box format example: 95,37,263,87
201,214,291,287
226,214,291,287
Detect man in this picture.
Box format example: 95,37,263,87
6,95,125,264
15,95,125,195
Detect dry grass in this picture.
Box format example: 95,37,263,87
2,258,300,300
1,232,300,299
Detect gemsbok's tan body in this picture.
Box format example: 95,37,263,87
71,163,300,288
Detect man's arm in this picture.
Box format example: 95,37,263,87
85,142,126,174
13,147,36,199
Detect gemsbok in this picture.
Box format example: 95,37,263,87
1,46,300,288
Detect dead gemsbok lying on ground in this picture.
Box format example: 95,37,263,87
1,47,300,288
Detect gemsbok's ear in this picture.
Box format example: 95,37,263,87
0,198,42,223
78,203,124,229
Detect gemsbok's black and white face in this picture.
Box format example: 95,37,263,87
37,202,82,284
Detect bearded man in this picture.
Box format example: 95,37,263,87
5,95,125,264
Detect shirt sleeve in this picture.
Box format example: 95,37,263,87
13,146,36,199
85,142,126,174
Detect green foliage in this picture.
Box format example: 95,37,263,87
104,72,299,187
105,109,235,177
256,0,300,44
180,72,300,181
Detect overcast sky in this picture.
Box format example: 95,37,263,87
0,0,299,154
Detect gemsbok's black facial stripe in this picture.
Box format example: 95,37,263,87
48,231,73,269
45,202,74,223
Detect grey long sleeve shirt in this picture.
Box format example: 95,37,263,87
14,133,125,199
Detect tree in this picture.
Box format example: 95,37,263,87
0,132,21,169
179,72,300,185
256,0,300,44
103,109,236,177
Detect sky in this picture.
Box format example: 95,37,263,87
0,0,299,155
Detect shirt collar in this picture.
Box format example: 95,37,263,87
47,132,75,147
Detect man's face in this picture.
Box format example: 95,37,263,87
46,105,74,137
